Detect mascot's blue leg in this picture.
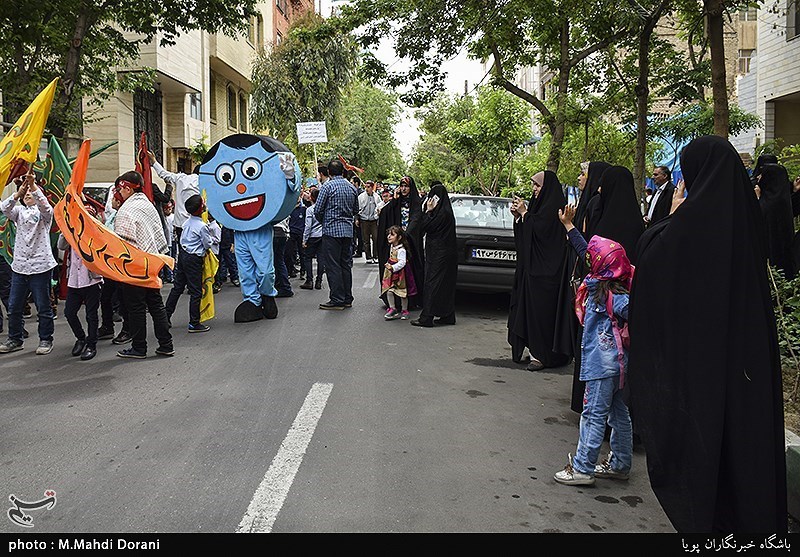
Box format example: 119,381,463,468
233,228,277,322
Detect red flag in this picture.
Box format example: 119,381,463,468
134,131,154,202
337,154,364,174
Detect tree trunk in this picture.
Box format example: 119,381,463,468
546,20,571,174
52,9,93,138
634,27,651,202
705,0,729,137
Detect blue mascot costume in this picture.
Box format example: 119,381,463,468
199,134,302,322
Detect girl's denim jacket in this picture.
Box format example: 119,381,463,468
567,228,630,381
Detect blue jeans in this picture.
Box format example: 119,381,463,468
572,375,632,475
8,270,54,343
320,236,353,305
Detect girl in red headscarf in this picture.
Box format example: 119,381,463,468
552,204,634,487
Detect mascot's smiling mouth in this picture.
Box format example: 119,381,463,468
223,194,265,221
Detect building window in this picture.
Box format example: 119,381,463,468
738,7,757,21
256,15,264,49
738,49,754,74
210,75,217,122
276,31,283,46
189,93,202,120
227,86,237,129
248,16,256,46
239,94,248,132
277,0,287,15
789,0,799,40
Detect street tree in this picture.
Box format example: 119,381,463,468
320,81,406,181
250,12,359,150
445,86,530,196
0,0,258,137
340,0,633,174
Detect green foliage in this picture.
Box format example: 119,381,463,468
768,265,800,402
319,81,407,181
755,139,800,183
0,0,257,136
250,12,359,148
409,87,529,195
190,134,211,164
651,102,762,146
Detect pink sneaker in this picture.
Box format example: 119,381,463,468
400,310,410,320
384,308,399,320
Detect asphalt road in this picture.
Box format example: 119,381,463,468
0,257,675,534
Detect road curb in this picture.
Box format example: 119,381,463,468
787,429,800,521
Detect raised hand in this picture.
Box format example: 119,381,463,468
670,179,686,214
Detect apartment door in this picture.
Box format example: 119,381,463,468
133,89,163,162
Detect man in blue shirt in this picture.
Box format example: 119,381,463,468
165,194,212,333
314,160,358,310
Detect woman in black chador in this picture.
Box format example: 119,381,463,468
507,170,570,371
628,135,787,533
412,182,457,327
757,162,796,279
377,176,424,309
553,161,611,376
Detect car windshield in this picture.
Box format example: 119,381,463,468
451,197,514,229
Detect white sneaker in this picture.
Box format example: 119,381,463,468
35,340,53,355
594,452,630,480
554,454,595,486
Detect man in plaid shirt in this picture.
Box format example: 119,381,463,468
314,159,359,310
113,171,174,359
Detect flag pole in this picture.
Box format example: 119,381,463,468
313,142,318,183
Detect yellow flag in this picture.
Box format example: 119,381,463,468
0,78,58,188
200,251,219,322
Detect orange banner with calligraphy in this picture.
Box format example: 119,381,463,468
54,140,174,288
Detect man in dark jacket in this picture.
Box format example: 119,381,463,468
643,165,676,228
285,198,307,279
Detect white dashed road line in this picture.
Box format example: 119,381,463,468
363,271,378,289
236,382,333,533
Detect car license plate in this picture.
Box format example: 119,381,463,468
471,248,516,261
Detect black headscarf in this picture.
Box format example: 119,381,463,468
751,153,778,185
574,161,610,237
758,163,796,278
628,135,787,533
524,170,568,279
586,165,645,265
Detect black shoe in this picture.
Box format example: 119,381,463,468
155,345,175,356
411,319,434,327
314,280,322,290
434,315,456,326
288,272,298,278
261,295,278,319
71,339,86,357
276,290,294,298
231,279,240,287
112,312,122,323
80,345,96,361
526,358,545,371
300,280,313,290
97,326,115,340
117,347,146,359
234,301,264,323
343,302,353,308
112,331,133,345
22,328,29,339
319,301,345,310
188,323,211,333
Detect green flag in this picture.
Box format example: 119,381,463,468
0,214,14,265
33,136,72,206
